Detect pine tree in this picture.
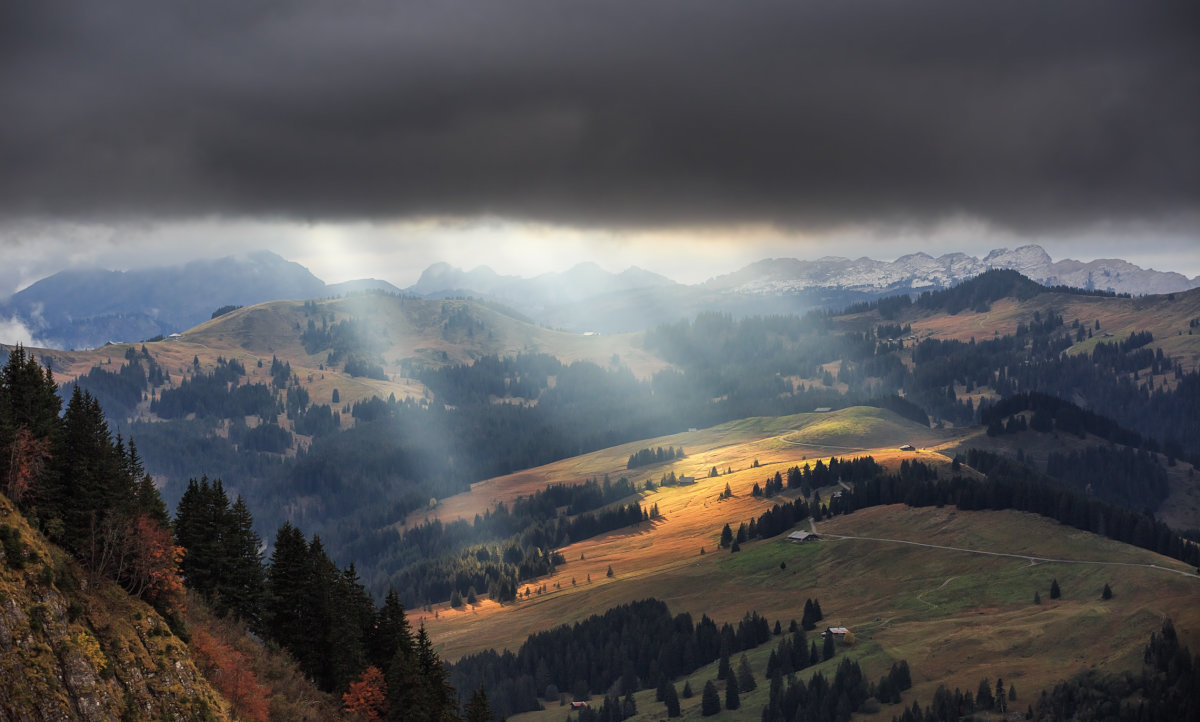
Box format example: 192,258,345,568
737,653,757,692
701,681,721,716
463,686,492,722
664,681,681,717
725,672,740,710
1050,578,1061,599
822,632,835,661
682,681,693,698
1034,591,1042,604
415,624,457,720
976,677,994,709
1102,582,1113,600
265,522,313,672
802,599,817,630
222,496,266,625
371,589,414,671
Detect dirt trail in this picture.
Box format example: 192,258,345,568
821,533,1200,579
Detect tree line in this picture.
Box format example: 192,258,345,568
1,346,184,626
1,346,484,721
627,445,685,470
449,598,777,719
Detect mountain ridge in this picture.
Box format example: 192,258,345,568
4,244,1196,349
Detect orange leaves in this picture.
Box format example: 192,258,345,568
191,627,270,722
5,427,50,505
123,514,187,616
343,665,389,721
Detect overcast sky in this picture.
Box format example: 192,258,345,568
1,0,1197,295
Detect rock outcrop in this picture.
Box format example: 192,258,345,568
0,495,230,721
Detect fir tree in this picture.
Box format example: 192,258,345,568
737,653,757,692
701,681,721,716
663,682,681,717
725,672,740,710
976,677,994,709
463,687,492,722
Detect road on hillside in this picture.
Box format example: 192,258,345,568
815,532,1200,579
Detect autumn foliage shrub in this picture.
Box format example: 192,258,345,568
190,627,270,722
343,665,388,721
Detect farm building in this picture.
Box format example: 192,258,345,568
570,701,589,710
813,407,832,413
787,530,820,543
823,627,850,638
677,476,696,485
898,444,915,451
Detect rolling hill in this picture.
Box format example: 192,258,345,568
393,407,1199,720
4,268,1200,719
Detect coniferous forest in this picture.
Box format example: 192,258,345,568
6,269,1200,720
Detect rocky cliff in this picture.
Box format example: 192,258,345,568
0,494,230,721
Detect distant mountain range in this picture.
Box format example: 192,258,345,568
702,245,1198,297
406,244,1199,333
0,251,400,350
2,244,1195,349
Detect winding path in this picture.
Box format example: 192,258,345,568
818,532,1200,579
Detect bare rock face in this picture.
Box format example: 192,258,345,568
704,244,1199,297
0,497,231,721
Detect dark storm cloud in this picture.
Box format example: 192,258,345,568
1,0,1197,232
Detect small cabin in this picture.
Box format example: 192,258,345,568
570,701,589,710
823,626,850,638
898,444,915,451
677,476,696,485
813,407,832,413
787,530,819,543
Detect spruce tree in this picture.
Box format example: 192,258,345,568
220,495,266,626
737,653,757,692
265,522,313,670
725,672,740,710
802,599,817,630
1050,579,1061,599
822,632,836,661
464,687,492,722
717,649,731,680
415,624,457,720
664,682,681,717
682,681,694,698
371,589,414,670
701,681,721,716
976,677,994,709
1102,582,1113,600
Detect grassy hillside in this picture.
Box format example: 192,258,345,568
0,492,232,720
896,288,1200,372
395,406,1200,719
37,295,668,399
403,406,959,531
442,502,1199,721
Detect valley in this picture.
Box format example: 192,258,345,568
3,269,1200,720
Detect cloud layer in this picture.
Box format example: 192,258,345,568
1,1,1197,235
